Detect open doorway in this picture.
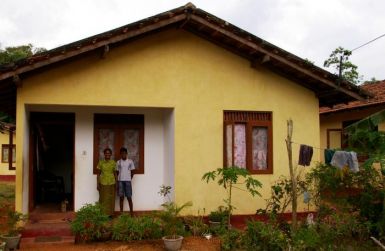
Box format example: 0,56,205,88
29,112,75,213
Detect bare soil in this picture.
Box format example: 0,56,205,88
21,236,221,251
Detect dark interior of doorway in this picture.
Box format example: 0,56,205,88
31,112,74,213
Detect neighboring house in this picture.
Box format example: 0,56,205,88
320,80,385,154
0,122,16,178
0,4,369,215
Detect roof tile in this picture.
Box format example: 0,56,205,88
320,80,385,113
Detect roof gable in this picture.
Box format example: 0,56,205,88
0,3,371,118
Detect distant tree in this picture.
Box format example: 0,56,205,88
0,43,46,65
365,77,378,84
324,46,362,85
304,58,315,65
0,111,15,133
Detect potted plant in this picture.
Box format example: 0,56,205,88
158,185,192,251
0,210,27,250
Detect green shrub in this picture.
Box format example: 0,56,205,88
183,214,208,236
209,223,227,236
3,210,27,236
292,225,322,250
220,228,242,251
257,176,308,216
112,215,162,241
208,206,230,224
242,220,287,251
70,203,110,242
318,210,371,242
291,211,372,250
158,201,192,237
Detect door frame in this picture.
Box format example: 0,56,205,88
28,112,75,212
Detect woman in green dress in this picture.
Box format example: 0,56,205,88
97,148,117,216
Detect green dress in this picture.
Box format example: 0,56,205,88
97,159,116,216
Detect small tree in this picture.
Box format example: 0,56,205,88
323,46,362,85
344,110,385,235
202,166,262,228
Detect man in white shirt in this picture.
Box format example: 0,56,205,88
116,147,135,215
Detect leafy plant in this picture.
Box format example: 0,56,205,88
70,203,110,242
202,166,262,227
112,215,162,241
2,210,27,237
291,225,323,250
158,185,192,238
183,210,208,236
220,228,242,251
159,201,192,238
343,112,385,240
257,175,308,216
306,163,349,192
208,206,229,224
242,220,288,251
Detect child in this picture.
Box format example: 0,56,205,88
116,147,135,215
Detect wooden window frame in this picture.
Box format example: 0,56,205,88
1,144,16,170
93,114,144,175
224,111,273,174
326,129,342,149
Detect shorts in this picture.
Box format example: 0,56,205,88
118,181,132,197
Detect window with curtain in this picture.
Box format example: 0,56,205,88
94,114,144,174
224,111,273,174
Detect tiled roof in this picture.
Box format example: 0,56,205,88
320,80,385,114
0,3,372,119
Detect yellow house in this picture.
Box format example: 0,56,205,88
0,4,369,215
320,80,385,157
0,122,16,178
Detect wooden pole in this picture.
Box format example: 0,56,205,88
371,237,385,250
286,119,297,231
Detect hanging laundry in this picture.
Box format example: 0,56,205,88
324,149,335,165
298,144,313,166
330,150,359,172
347,152,359,173
303,191,311,204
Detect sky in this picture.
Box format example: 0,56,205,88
1,0,384,82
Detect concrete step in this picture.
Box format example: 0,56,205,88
28,211,75,222
22,221,72,238
20,235,74,249
23,211,75,237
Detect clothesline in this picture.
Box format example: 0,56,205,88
288,140,360,172
289,140,328,151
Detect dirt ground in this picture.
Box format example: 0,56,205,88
21,237,221,251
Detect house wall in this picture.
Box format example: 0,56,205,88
0,132,16,176
379,121,385,131
16,29,320,214
320,106,385,161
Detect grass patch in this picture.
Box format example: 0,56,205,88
0,181,15,201
0,181,15,234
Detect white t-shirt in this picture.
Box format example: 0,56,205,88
116,159,135,181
